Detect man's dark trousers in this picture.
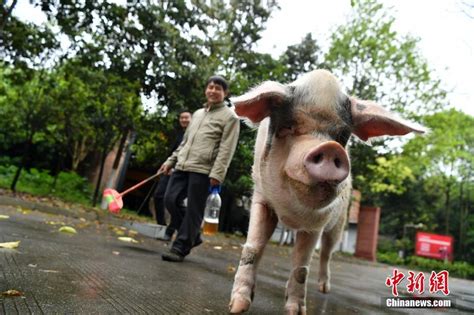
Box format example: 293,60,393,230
154,175,182,237
153,175,170,226
164,170,209,256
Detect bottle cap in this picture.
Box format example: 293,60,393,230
210,185,221,194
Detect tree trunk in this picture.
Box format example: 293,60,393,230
10,136,32,192
458,180,464,255
444,183,451,235
71,138,91,171
92,147,108,207
100,130,128,209
0,0,18,37
51,152,63,191
10,164,23,192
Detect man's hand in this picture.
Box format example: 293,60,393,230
158,164,172,176
210,178,221,187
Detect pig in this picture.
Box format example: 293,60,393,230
228,69,425,314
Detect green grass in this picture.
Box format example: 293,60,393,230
0,164,93,205
0,163,154,222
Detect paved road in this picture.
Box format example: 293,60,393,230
0,203,473,314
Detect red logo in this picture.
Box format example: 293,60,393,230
386,269,450,297
385,268,405,296
429,270,450,295
407,271,425,294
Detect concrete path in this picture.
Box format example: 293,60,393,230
0,198,473,314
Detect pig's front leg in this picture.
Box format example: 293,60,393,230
318,211,345,293
285,230,319,315
229,192,278,314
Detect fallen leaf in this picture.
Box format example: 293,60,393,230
118,237,138,243
39,269,59,273
111,227,126,236
75,223,90,229
0,241,20,249
58,226,77,234
0,215,10,220
48,221,67,226
128,230,138,236
227,265,236,273
112,251,120,255
213,246,222,250
2,290,23,297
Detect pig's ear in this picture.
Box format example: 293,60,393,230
231,81,289,123
351,98,426,141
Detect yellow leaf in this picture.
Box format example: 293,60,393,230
2,289,23,297
0,241,20,249
128,230,138,236
118,237,138,243
227,265,236,273
58,226,77,234
39,269,59,273
0,215,10,219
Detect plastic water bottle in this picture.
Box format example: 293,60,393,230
203,187,221,236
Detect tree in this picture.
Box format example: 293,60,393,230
0,66,59,191
403,109,474,237
323,0,448,206
279,33,321,82
0,6,58,67
326,0,446,117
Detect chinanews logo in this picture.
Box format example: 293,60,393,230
383,268,453,309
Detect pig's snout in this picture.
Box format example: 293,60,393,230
304,141,350,184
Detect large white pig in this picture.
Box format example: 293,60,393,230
229,69,425,314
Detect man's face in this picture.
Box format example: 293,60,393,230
205,81,226,105
179,112,191,129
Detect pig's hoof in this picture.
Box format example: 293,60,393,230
318,280,330,293
285,304,307,315
229,296,251,314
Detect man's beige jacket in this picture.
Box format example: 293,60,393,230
164,102,240,183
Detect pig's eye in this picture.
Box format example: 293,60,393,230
334,128,351,146
277,126,295,138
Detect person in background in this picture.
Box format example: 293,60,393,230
158,75,240,262
154,110,191,241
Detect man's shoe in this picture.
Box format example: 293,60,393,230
162,248,185,262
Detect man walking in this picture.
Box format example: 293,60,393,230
158,75,240,262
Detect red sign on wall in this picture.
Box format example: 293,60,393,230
415,232,453,262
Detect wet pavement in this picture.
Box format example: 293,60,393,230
0,199,473,314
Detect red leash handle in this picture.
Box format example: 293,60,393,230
119,172,163,197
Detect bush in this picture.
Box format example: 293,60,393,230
407,256,474,280
52,171,94,204
378,236,399,253
0,164,93,204
377,251,404,265
377,251,474,280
